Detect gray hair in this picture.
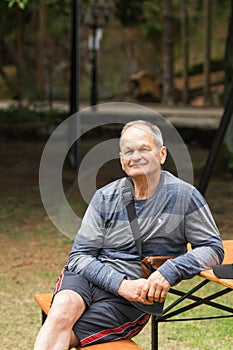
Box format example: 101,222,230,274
120,120,164,150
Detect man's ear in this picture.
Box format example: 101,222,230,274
160,146,167,165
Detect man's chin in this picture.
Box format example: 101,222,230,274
128,170,146,178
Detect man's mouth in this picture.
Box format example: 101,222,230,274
129,162,146,167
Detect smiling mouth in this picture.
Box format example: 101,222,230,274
129,165,147,170
130,162,146,167
130,164,140,168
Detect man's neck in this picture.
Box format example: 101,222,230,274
132,172,161,200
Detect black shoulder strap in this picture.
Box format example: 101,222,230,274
122,178,143,258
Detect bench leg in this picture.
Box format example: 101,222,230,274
151,316,159,350
42,310,47,325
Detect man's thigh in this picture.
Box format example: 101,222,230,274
73,283,150,347
53,268,93,307
53,268,150,347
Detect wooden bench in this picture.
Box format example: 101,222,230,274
34,293,143,350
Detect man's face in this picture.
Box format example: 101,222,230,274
120,126,167,179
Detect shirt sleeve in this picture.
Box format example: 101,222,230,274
67,191,126,295
158,188,224,286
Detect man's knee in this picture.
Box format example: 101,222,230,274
48,290,85,327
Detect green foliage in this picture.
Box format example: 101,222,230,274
142,0,162,33
0,1,18,38
114,0,162,32
0,0,232,104
215,143,233,176
47,1,71,36
228,153,233,170
6,0,29,10
114,0,146,26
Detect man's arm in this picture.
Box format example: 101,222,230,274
118,272,171,304
158,188,224,286
68,245,126,295
67,191,127,296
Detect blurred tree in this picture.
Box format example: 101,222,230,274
203,0,212,105
1,0,232,106
162,0,174,104
114,0,147,75
224,0,233,157
224,0,233,101
114,0,145,26
0,1,25,101
34,0,71,102
1,0,71,104
180,0,189,104
5,0,29,9
36,0,46,98
140,0,163,71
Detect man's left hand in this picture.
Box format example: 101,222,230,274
146,270,171,303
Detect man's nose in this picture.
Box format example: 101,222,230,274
131,150,141,161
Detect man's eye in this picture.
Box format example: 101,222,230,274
125,150,133,155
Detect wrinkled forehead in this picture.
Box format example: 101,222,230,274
120,125,156,149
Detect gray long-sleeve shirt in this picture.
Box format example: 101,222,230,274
68,171,224,295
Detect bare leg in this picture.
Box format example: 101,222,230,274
34,290,86,350
69,331,81,349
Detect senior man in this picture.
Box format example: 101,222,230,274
34,120,224,349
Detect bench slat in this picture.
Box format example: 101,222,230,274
34,293,143,349
83,340,142,349
34,293,52,315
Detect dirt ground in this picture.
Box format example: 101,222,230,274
0,138,232,349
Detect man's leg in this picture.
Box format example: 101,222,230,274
34,290,86,350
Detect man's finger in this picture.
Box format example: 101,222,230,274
147,286,156,303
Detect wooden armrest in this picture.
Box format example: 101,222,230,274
200,240,233,289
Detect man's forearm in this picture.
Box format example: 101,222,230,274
78,258,126,295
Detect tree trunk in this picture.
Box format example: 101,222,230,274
180,0,189,104
36,0,46,98
162,0,174,105
16,7,23,105
123,25,139,75
203,0,212,105
224,0,233,102
224,0,233,153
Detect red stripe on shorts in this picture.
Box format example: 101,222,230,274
54,268,66,295
81,313,149,346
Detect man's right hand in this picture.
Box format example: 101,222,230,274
118,278,153,305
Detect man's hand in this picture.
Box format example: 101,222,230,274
118,271,171,304
147,270,171,303
118,278,153,305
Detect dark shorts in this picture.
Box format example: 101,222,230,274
53,268,150,347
